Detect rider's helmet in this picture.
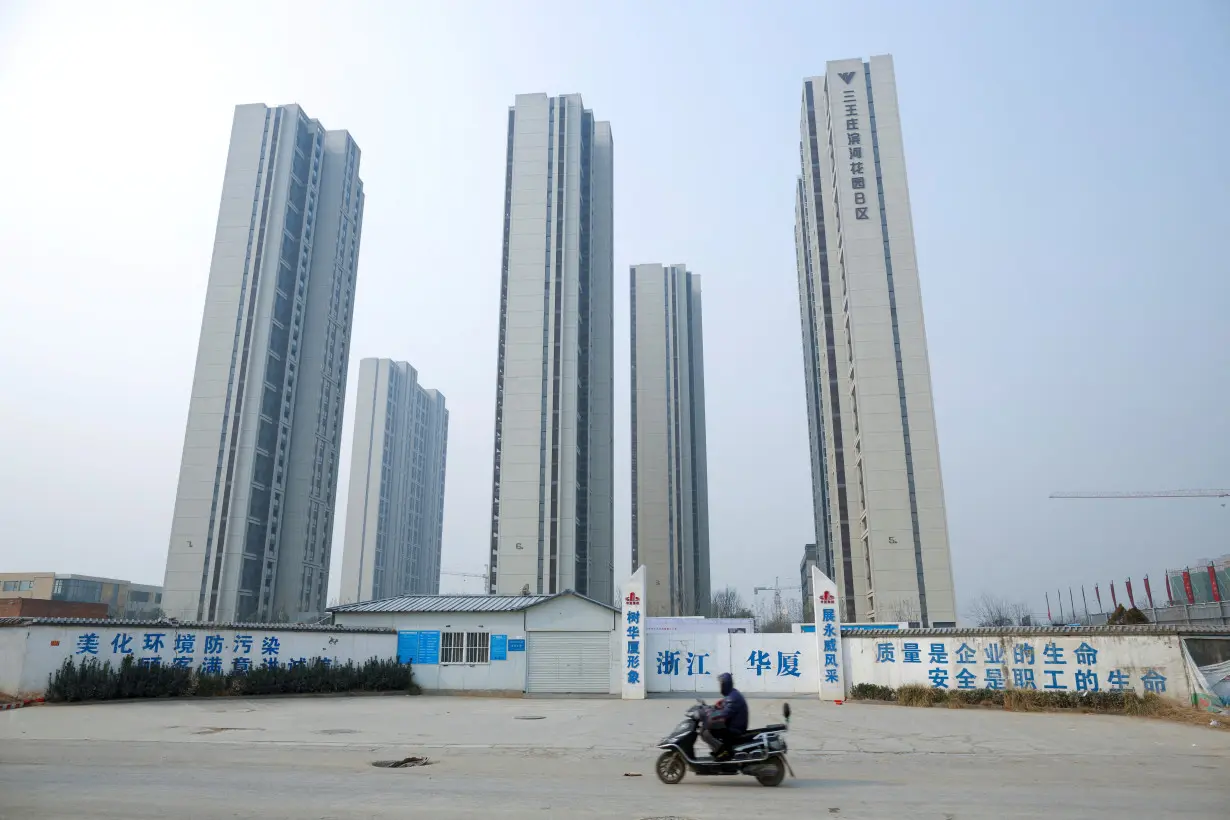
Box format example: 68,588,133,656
718,672,734,696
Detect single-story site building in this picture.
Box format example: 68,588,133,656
328,591,621,695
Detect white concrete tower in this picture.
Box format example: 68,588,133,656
339,358,448,605
487,94,615,604
795,56,957,626
163,103,364,623
630,264,711,617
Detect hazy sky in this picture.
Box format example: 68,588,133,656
1,1,1226,620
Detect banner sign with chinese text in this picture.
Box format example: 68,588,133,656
644,632,819,694
621,566,646,700
56,626,384,674
845,633,1190,701
812,565,845,700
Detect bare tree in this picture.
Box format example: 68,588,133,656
756,597,803,634
966,593,1031,627
881,598,922,625
710,586,754,619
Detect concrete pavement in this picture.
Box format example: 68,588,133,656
2,695,1228,818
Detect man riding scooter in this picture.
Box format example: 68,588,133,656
701,672,748,760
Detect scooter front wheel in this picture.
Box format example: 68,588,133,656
655,751,686,785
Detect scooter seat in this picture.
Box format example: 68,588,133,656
737,724,787,742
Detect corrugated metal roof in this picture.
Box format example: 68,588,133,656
0,617,393,634
839,624,1230,638
329,590,619,615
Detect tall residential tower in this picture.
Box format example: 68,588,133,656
163,103,364,623
630,264,711,616
339,359,448,604
487,93,615,603
795,56,956,626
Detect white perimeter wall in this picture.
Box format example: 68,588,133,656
0,627,28,696
845,633,1194,702
1,625,395,697
4,619,1214,706
646,632,819,694
648,629,1206,703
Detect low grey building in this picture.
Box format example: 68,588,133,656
330,592,619,695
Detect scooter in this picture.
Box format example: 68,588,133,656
654,700,793,787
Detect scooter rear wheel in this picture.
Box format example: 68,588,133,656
755,757,786,787
655,751,686,785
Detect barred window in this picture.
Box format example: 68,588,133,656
465,632,490,664
441,631,490,665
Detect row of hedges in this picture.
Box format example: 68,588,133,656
849,682,1168,714
46,656,418,702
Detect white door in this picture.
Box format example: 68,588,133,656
526,633,610,694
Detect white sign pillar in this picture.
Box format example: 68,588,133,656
812,565,845,700
621,565,647,700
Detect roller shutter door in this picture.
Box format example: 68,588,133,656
526,633,610,693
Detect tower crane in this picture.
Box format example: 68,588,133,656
754,577,802,621
440,566,489,591
1051,489,1229,499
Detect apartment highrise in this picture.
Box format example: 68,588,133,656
487,93,615,604
339,359,448,604
630,264,710,616
795,56,956,626
800,543,820,622
163,103,364,623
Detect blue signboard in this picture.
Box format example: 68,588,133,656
396,630,441,665
801,624,816,633
507,638,526,652
491,634,508,661
396,631,419,665
417,630,441,665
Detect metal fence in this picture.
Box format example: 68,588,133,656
1081,601,1230,629
1165,561,1230,606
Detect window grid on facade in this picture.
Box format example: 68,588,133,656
440,631,490,665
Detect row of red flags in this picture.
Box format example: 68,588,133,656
1047,565,1222,621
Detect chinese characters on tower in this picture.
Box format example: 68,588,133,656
836,68,872,222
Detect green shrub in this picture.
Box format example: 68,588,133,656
46,656,417,703
849,683,897,701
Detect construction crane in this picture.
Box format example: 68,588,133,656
754,577,802,621
440,566,489,590
1051,489,1229,500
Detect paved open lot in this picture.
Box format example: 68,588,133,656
2,695,1228,819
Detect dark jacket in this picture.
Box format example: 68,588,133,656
713,687,749,735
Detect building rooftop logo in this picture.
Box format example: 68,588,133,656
838,71,857,84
